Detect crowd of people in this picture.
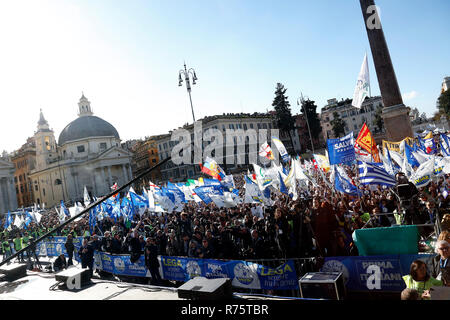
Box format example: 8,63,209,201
1,159,450,296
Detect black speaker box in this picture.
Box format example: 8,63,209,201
0,263,28,282
299,272,346,300
55,267,91,289
177,277,232,300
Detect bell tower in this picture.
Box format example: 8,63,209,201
78,92,94,117
34,109,57,170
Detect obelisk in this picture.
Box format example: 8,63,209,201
359,0,413,141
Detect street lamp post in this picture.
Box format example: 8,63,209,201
297,94,315,154
178,62,198,123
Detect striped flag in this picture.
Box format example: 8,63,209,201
357,160,396,187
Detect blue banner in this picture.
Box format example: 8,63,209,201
94,253,148,277
320,254,435,292
35,236,83,259
159,256,298,290
327,132,356,165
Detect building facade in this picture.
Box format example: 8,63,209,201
29,95,132,207
10,137,36,208
0,155,18,214
320,96,383,141
155,113,277,183
294,113,325,153
129,137,161,185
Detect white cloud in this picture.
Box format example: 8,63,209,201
402,91,419,101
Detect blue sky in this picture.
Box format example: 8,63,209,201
0,0,449,152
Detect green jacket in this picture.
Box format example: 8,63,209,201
13,237,22,251
403,275,443,299
22,236,30,246
2,241,11,252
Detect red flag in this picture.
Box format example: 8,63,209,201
355,123,381,162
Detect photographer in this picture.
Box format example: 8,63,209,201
395,172,420,225
247,229,265,259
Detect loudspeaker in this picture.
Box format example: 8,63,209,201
299,272,346,300
177,277,232,300
54,267,91,290
0,263,28,282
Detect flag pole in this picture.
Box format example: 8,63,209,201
366,50,372,98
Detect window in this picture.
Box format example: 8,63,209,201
43,188,46,196
99,142,107,150
77,145,85,153
249,123,254,129
262,123,267,129
55,179,62,185
243,123,248,130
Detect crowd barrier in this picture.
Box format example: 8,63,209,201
35,237,299,291
34,236,435,294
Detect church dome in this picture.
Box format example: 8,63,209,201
58,115,120,146
58,94,120,146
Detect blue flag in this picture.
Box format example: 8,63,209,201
89,209,97,234
327,132,356,165
440,133,450,155
23,211,34,230
334,170,361,196
193,185,224,205
279,173,288,195
4,211,13,229
60,200,70,217
161,187,176,204
166,183,187,203
129,191,149,215
203,178,221,186
121,197,134,221
404,142,420,169
111,201,121,222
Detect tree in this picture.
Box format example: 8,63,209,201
299,98,322,149
272,83,295,153
330,111,346,138
372,105,384,132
